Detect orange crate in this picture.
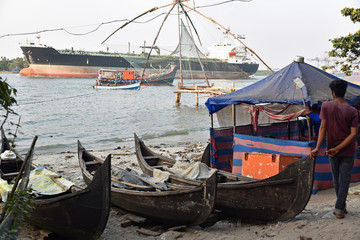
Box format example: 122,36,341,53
242,152,302,179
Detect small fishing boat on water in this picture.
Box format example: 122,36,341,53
94,64,178,89
134,133,315,222
77,140,217,226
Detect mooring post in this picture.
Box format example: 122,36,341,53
195,85,199,106
175,93,181,103
175,82,181,103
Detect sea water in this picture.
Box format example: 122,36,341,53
1,73,260,154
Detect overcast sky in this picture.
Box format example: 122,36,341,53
1,0,359,69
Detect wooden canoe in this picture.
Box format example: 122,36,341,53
27,155,111,240
134,133,315,222
77,140,217,226
1,129,111,239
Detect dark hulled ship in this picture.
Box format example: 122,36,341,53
19,24,259,79
20,42,133,78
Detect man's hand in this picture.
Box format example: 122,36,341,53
310,148,319,159
326,147,339,157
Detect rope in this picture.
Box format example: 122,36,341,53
15,93,93,106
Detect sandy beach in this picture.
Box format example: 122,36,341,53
16,142,360,240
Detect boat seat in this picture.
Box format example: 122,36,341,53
85,160,101,166
152,165,170,169
1,172,20,179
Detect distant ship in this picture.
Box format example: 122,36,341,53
19,24,259,79
19,38,133,78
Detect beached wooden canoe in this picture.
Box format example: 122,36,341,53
134,133,315,222
77,140,217,226
27,155,111,240
1,129,111,239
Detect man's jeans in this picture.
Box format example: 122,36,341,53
329,156,354,213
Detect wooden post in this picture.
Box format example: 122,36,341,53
175,82,181,104
232,104,236,133
175,93,181,104
195,85,199,106
211,114,214,128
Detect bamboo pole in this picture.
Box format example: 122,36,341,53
138,2,177,90
180,3,209,86
183,4,274,73
177,3,184,87
101,2,175,44
112,165,165,190
211,114,214,128
232,104,236,133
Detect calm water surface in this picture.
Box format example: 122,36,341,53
1,73,260,154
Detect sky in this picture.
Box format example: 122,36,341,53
0,0,360,70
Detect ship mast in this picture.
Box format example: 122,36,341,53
182,3,274,73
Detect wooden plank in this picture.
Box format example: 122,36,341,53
124,213,147,223
137,228,161,237
85,160,101,166
111,177,154,190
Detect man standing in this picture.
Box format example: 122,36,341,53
311,79,358,219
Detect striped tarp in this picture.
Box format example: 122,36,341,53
232,133,360,194
210,122,300,172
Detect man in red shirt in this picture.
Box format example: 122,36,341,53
311,79,358,219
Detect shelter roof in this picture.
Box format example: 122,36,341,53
205,59,360,114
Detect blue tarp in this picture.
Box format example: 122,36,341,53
205,60,360,114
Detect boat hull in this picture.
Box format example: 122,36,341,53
134,134,315,222
77,140,217,226
20,64,131,78
19,45,258,79
124,55,259,79
27,156,111,240
94,82,140,90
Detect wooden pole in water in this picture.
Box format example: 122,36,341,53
196,85,199,106
175,82,181,104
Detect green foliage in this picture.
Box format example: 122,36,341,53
329,7,360,76
321,66,329,71
0,57,28,72
0,77,17,112
0,76,17,128
0,190,35,239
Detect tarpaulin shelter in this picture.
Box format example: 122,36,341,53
205,57,360,193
